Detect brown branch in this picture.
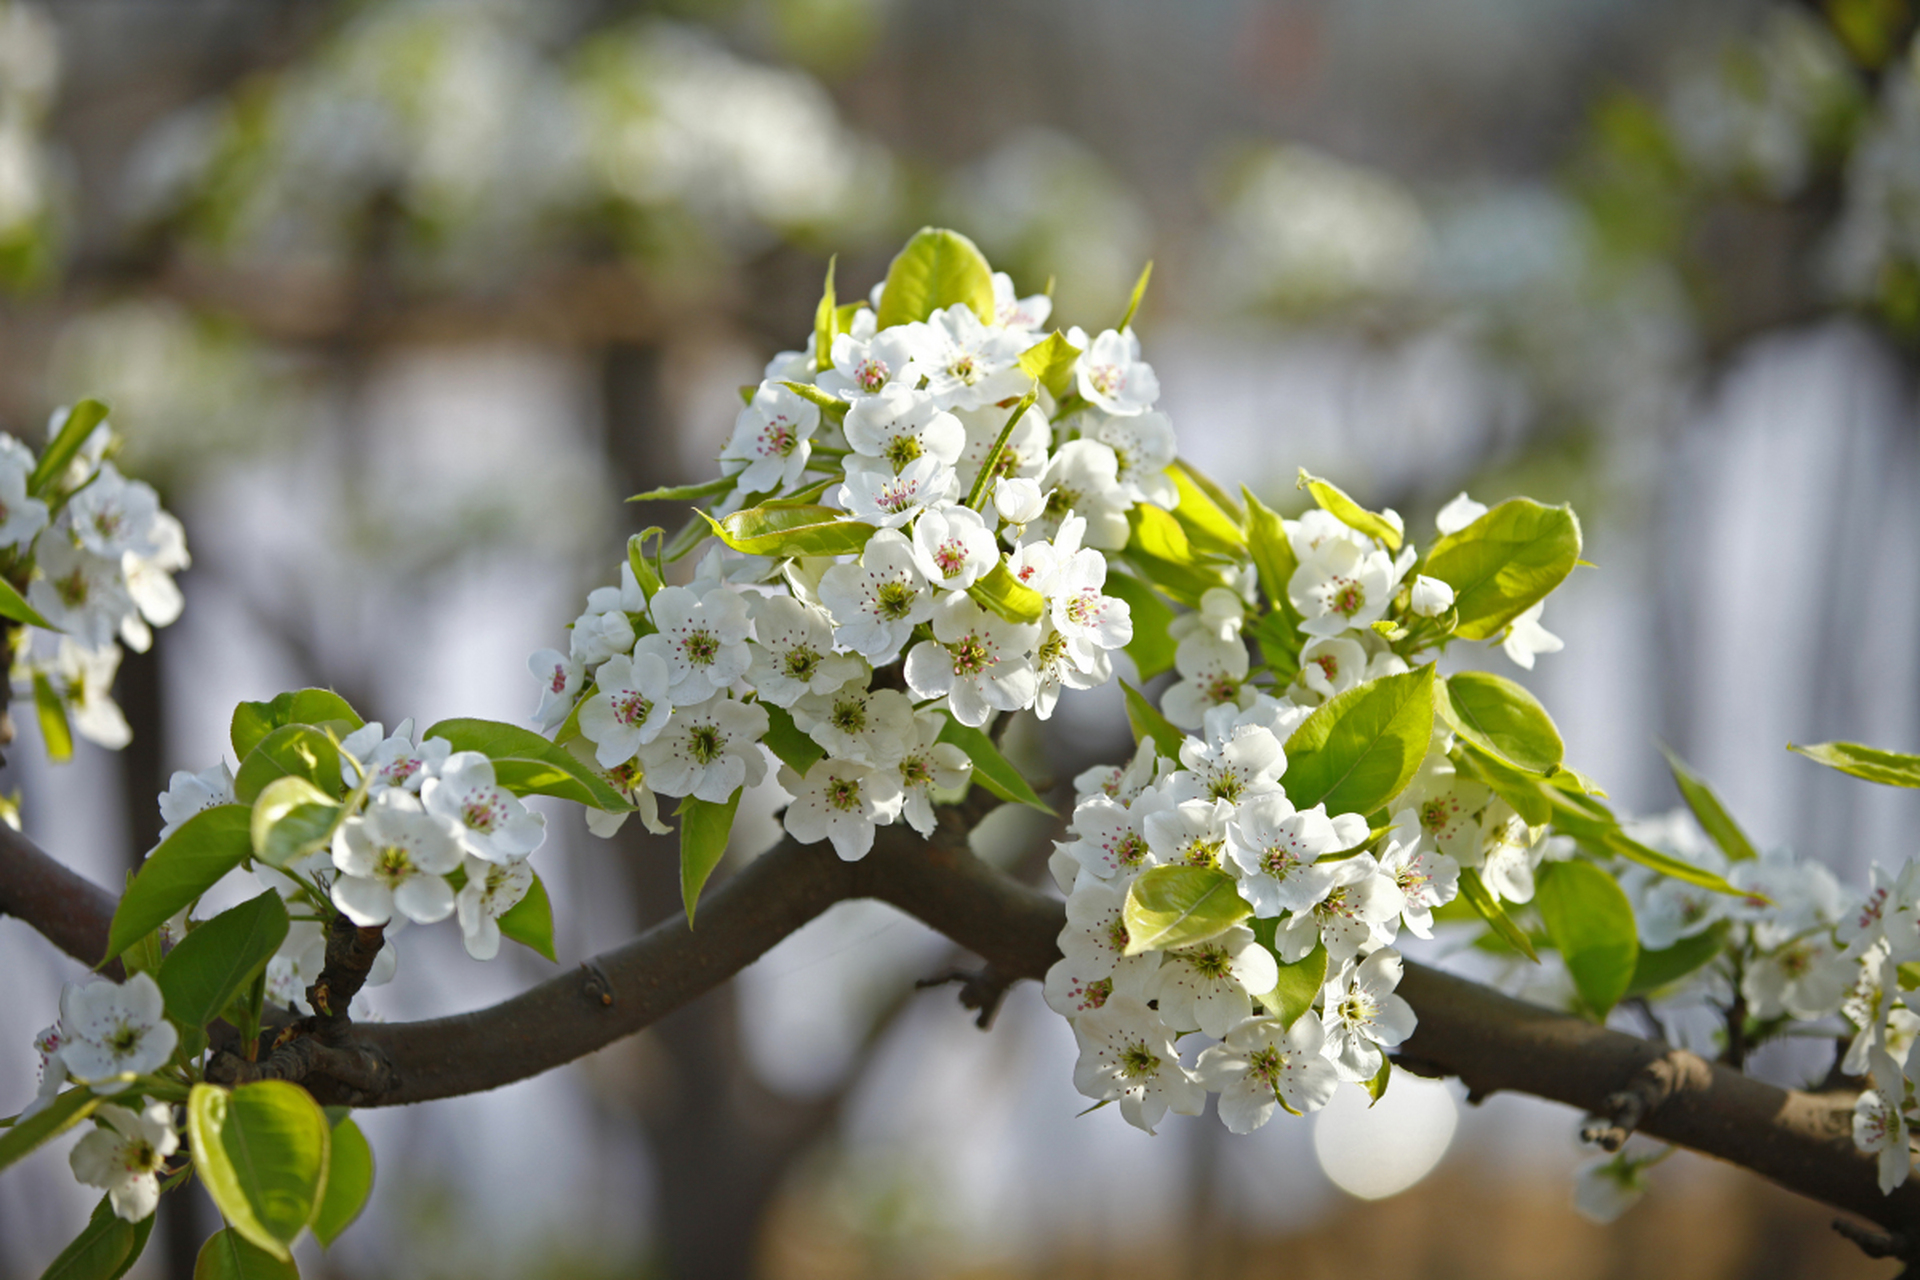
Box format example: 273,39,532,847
0,823,121,976
6,816,1920,1234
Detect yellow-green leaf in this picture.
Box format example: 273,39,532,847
1535,859,1638,1016
1120,680,1185,761
875,227,995,328
967,559,1046,624
1789,740,1920,789
1457,868,1539,962
1122,865,1251,954
1439,671,1564,775
312,1116,372,1249
1422,498,1581,641
1282,665,1436,817
678,789,741,925
1016,331,1082,400
700,505,876,559
33,671,71,763
1661,746,1757,862
188,1082,331,1262
1296,468,1401,550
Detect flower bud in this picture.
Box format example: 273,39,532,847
993,476,1046,525
1409,574,1454,617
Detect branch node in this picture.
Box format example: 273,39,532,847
580,960,615,1008
1581,1050,1707,1152
916,966,1013,1030
1834,1217,1913,1263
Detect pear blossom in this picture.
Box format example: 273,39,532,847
745,594,866,707
1171,587,1246,645
1473,802,1543,904
1033,439,1131,549
1401,764,1491,861
579,649,674,768
722,381,818,494
837,454,954,529
422,751,547,864
1067,326,1160,416
1854,1087,1912,1193
1194,1013,1341,1131
1276,853,1407,963
1170,704,1285,807
1839,862,1920,955
44,638,131,749
456,853,535,961
818,326,919,399
69,1102,179,1222
791,680,914,767
56,973,178,1089
156,762,234,841
889,709,972,835
568,747,671,841
1727,848,1844,949
645,585,754,705
1502,601,1564,669
569,605,636,667
1376,811,1460,938
1435,492,1488,535
1141,798,1235,872
64,463,159,560
1409,575,1455,617
903,591,1039,727
0,433,48,549
955,401,1049,495
1160,631,1254,730
1063,791,1171,881
1297,636,1368,700
119,511,189,651
1070,995,1206,1134
331,790,464,926
1742,932,1852,1020
1058,878,1140,978
1043,951,1157,1018
991,271,1052,331
29,535,134,651
993,475,1046,527
1150,924,1280,1038
843,385,965,476
779,757,903,861
1227,793,1369,917
1046,546,1133,667
817,530,933,662
1074,736,1169,806
1087,410,1177,506
1320,948,1418,1082
528,648,584,730
908,504,998,590
1031,624,1111,719
23,1023,69,1120
1288,537,1407,638
638,694,769,802
907,303,1028,411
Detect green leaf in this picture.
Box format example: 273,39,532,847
312,1116,372,1249
1243,488,1299,612
965,385,1040,510
1175,460,1245,526
157,892,289,1035
0,575,56,630
1119,680,1185,761
761,703,826,776
496,871,556,962
33,671,71,763
1534,859,1638,1017
626,475,738,504
0,1086,99,1172
422,718,631,812
1100,572,1176,681
1016,331,1082,400
1128,503,1197,565
700,504,876,559
1252,938,1326,1028
30,398,109,496
231,691,364,763
874,227,996,329
1440,672,1564,775
192,1229,299,1280
1121,545,1235,609
232,727,342,806
249,777,340,868
1166,463,1245,556
813,254,837,373
1247,610,1301,683
677,789,742,925
106,805,253,963
1365,1055,1392,1104
777,379,846,414
1116,260,1153,332
1122,865,1252,955
41,1194,148,1280
188,1081,331,1261
1283,665,1436,817
1296,469,1401,551
1789,740,1920,789
967,559,1046,624
936,714,1052,814
625,529,664,600
1422,498,1581,641
1627,922,1729,997
1660,746,1757,862
1457,868,1540,962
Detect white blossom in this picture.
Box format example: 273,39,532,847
1086,410,1177,506
1149,923,1279,1038
903,591,1039,727
745,594,866,707
1854,1086,1913,1194
1501,601,1564,669
1033,439,1130,550
889,708,972,835
837,454,955,529
56,974,178,1089
1227,793,1368,918
0,433,47,549
421,751,546,864
1435,492,1488,535
905,303,1028,411
1160,631,1254,730
1320,948,1417,1083
993,475,1046,526
69,1101,178,1222
331,790,464,926
1143,796,1235,870
843,385,965,476
456,854,535,961
818,326,920,399
1043,951,1157,1018
779,757,903,861
955,401,1049,497
818,530,933,663
156,762,234,841
527,647,584,731
908,504,998,590
1409,574,1455,617
638,693,769,802
1070,995,1205,1134
1067,326,1160,417
64,463,159,560
992,271,1051,331
1375,811,1459,939
645,585,754,706
791,679,914,768
1170,703,1286,807
1276,853,1406,963
1194,1013,1341,1131
722,381,818,494
338,719,453,797
578,649,674,768
119,511,189,651
1288,537,1407,638
29,535,134,651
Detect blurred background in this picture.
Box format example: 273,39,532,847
3,0,1920,1275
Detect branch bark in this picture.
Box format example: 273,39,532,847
4,818,1918,1236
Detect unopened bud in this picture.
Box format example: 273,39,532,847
994,477,1046,525
1409,574,1454,617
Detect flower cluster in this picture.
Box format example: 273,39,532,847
1,404,190,752
529,238,1171,861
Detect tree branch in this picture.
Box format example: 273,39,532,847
5,818,1919,1235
